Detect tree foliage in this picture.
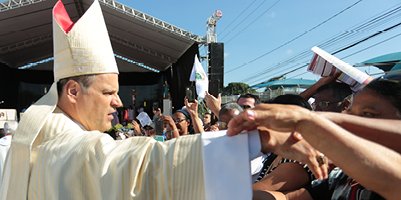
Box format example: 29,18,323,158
222,82,256,95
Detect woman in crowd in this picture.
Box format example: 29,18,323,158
162,106,193,139
252,94,316,194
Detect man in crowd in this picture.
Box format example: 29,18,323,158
300,75,352,112
237,93,261,110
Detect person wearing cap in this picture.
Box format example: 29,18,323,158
0,1,285,199
162,107,193,139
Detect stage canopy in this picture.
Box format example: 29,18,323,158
0,0,203,73
0,0,204,113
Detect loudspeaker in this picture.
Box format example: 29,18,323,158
208,43,224,96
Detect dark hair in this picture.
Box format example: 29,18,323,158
219,103,243,119
57,74,96,96
365,77,401,113
269,94,312,110
176,108,191,121
316,82,352,102
237,93,261,104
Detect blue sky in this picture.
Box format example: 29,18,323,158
120,0,401,87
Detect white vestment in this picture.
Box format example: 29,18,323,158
1,108,256,200
0,135,11,183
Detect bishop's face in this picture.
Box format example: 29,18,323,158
75,73,122,132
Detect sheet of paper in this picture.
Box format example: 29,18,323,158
202,130,253,200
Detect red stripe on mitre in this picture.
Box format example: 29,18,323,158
53,0,74,33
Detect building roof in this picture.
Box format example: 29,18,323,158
0,0,203,73
252,78,316,89
360,51,401,72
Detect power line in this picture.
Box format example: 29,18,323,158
225,0,281,44
265,29,401,82
248,3,401,82
218,0,258,36
342,31,401,60
219,0,268,41
332,21,401,54
226,0,363,74
243,3,401,85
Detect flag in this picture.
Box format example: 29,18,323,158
190,54,209,99
308,46,373,91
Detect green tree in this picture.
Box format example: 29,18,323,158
222,82,256,95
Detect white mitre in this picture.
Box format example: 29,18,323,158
53,0,118,81
5,1,118,196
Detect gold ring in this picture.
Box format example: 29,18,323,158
316,154,326,166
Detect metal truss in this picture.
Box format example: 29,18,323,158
99,0,204,43
109,34,173,63
0,34,52,53
0,0,46,12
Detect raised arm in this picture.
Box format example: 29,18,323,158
319,112,401,153
204,91,222,119
299,75,338,100
184,98,205,134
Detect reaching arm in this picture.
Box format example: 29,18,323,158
319,112,401,153
257,127,328,180
297,113,401,200
227,104,401,200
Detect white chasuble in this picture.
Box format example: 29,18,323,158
1,109,253,200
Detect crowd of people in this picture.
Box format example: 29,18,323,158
0,0,400,199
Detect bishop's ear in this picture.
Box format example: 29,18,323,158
65,80,81,99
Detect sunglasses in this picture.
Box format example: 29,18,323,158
173,118,187,124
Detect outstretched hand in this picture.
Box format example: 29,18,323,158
226,104,328,179
258,128,328,179
226,104,312,136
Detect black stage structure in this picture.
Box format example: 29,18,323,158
0,0,211,117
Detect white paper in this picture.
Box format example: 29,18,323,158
202,131,252,200
311,46,372,84
136,112,152,127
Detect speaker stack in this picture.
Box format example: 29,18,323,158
208,43,224,97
